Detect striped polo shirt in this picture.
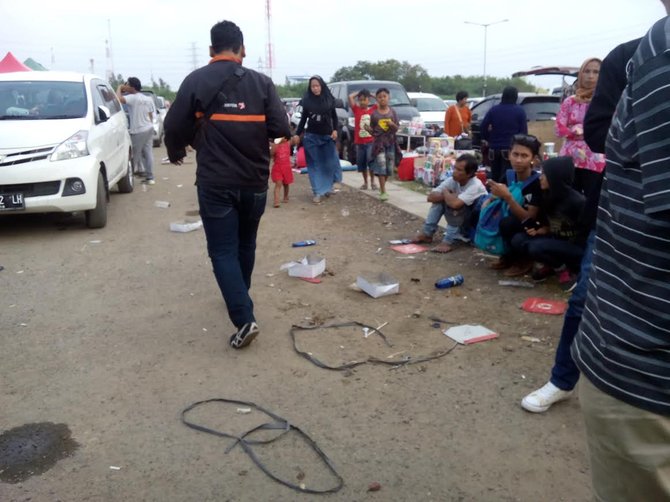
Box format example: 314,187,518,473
571,16,670,416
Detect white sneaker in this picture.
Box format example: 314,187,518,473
521,382,573,413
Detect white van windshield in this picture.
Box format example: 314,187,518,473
0,81,87,119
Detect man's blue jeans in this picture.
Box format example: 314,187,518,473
422,202,468,243
197,185,267,329
550,230,596,390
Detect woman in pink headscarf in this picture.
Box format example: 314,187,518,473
555,58,605,199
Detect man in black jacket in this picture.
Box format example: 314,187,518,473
164,20,291,349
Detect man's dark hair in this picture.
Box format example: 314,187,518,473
210,20,244,53
457,153,478,176
501,86,518,104
511,134,541,156
456,90,468,102
375,87,390,96
127,77,141,91
357,89,371,98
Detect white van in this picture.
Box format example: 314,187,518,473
407,92,447,128
0,71,133,228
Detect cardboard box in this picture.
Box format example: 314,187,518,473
356,273,400,298
287,254,326,279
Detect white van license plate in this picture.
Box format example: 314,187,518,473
0,193,25,211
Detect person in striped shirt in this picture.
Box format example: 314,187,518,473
571,4,670,499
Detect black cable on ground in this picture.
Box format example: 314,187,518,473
181,398,344,494
290,321,459,371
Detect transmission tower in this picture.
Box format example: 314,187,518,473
265,0,274,79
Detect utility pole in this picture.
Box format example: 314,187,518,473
464,19,509,97
190,43,198,71
265,0,274,80
106,19,115,81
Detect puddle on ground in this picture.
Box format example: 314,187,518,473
0,422,78,483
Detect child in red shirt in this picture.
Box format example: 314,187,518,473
348,89,377,190
270,139,294,207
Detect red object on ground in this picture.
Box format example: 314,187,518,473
396,156,416,181
296,146,307,168
390,244,428,254
521,298,567,315
299,276,321,284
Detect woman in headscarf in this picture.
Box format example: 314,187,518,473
291,76,340,204
480,86,528,182
555,58,605,201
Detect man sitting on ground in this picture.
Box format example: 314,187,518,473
410,154,487,253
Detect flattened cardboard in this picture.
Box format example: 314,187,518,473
390,244,429,254
443,325,499,345
521,298,567,315
357,272,400,298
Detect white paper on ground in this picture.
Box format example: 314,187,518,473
443,324,498,345
356,272,400,298
169,220,203,233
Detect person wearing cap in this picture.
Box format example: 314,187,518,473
117,77,156,184
164,20,291,350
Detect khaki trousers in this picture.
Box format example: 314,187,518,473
579,378,670,501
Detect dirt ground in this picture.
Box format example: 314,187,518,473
0,148,591,501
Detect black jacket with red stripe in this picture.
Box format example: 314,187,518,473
164,57,291,190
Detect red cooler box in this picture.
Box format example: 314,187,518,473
397,155,420,181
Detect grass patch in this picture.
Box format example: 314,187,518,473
393,179,433,195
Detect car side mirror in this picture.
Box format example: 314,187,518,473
334,98,344,109
98,105,111,122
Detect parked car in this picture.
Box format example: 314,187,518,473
327,80,422,161
140,90,164,147
466,97,485,108
408,92,447,129
469,93,561,148
0,71,133,228
512,66,579,103
281,97,301,117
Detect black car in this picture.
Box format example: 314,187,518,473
327,80,422,161
469,93,561,148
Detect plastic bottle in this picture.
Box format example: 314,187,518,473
292,240,316,247
435,274,464,289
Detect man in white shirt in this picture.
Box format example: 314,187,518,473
411,154,487,253
117,77,156,184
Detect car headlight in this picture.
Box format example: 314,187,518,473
347,117,355,128
51,131,89,161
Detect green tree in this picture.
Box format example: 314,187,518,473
275,82,308,99
330,60,540,98
330,59,431,92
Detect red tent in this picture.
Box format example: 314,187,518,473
0,52,31,73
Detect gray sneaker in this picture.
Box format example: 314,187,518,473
229,322,259,349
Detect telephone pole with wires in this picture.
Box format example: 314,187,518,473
265,0,275,80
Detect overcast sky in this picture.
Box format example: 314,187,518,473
1,0,666,94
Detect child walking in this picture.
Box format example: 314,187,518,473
270,138,293,207
348,88,377,190
367,87,399,201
